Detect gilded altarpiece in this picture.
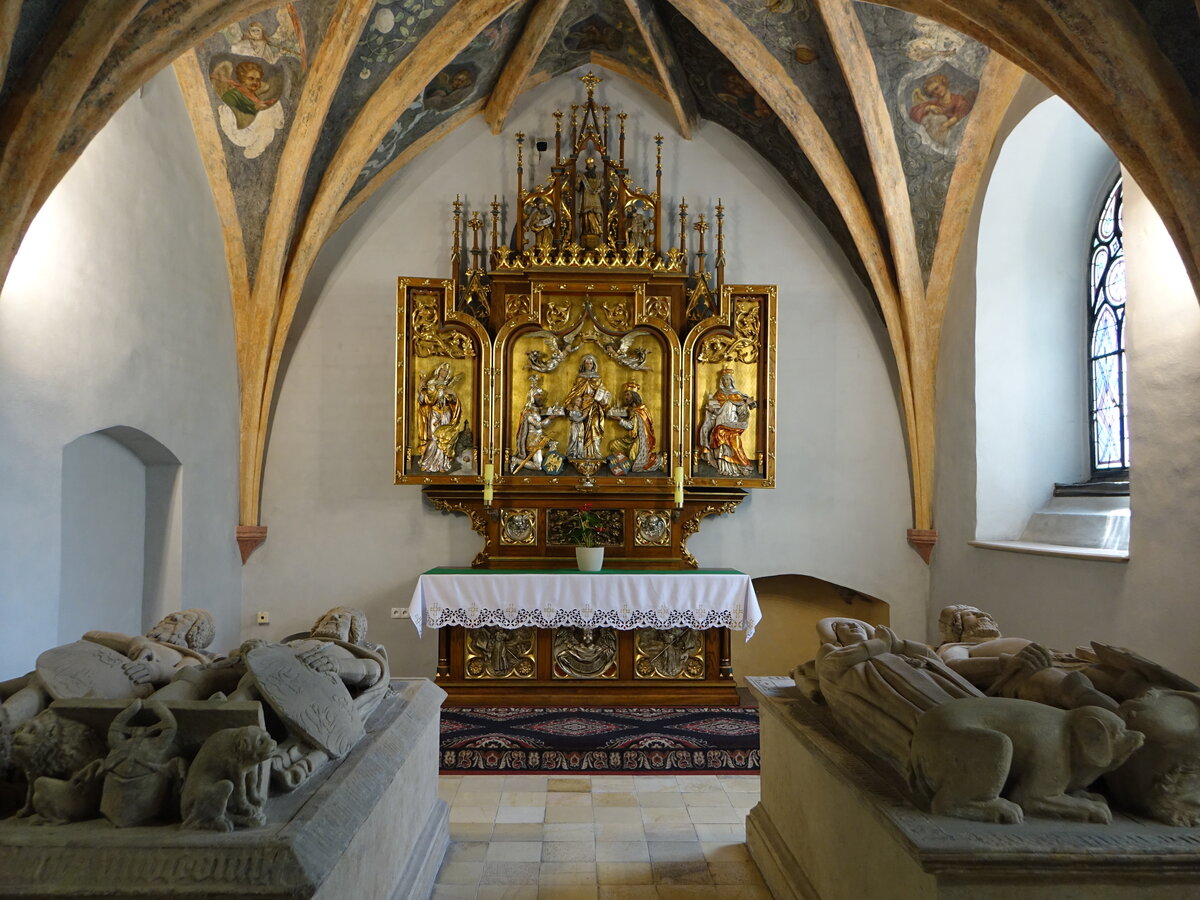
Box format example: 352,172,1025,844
396,74,775,704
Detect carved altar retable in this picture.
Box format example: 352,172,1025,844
396,73,777,705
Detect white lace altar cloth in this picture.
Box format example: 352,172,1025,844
409,568,760,639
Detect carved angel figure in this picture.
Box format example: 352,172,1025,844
599,329,652,370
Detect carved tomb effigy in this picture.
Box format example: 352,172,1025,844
0,610,448,899
747,609,1200,899
395,74,776,705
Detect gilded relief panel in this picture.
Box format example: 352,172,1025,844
504,291,671,481
396,279,487,484
552,627,618,679
499,508,537,545
633,628,705,679
634,510,671,546
685,285,776,488
465,626,537,679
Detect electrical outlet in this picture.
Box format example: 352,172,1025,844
391,607,410,619
256,611,270,625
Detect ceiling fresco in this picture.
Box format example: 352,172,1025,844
348,3,531,206
1130,0,1200,101
712,0,886,250
532,0,659,88
7,0,1199,544
194,1,338,286
664,4,867,290
854,3,988,280
295,0,463,251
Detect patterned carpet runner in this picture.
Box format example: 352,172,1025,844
440,706,760,774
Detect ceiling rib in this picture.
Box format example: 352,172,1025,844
484,0,573,134
621,0,699,139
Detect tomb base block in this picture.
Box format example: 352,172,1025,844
746,676,1200,900
0,678,448,899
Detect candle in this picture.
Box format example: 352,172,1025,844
673,466,684,507
483,463,495,506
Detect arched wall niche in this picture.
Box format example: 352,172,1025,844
737,574,890,685
975,95,1117,542
59,426,183,645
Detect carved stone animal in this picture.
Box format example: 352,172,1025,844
1105,689,1200,826
28,772,103,825
9,710,105,818
90,700,186,827
180,726,276,832
909,697,1144,825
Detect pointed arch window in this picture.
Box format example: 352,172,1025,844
1088,177,1128,476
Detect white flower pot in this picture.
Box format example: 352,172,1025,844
575,546,604,572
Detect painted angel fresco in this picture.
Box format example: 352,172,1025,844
209,6,306,159
908,73,976,147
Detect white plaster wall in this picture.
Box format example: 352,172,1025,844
246,70,927,676
933,78,1200,681
0,69,242,677
975,96,1115,539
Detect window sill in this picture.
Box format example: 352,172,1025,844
968,540,1129,562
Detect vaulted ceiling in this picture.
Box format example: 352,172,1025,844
3,0,1199,559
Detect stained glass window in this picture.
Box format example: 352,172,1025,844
1088,178,1128,475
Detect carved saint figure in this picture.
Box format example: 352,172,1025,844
527,198,555,251
698,367,757,476
512,384,554,472
608,382,659,472
577,158,604,248
415,362,464,473
909,73,975,146
626,204,650,251
562,354,611,458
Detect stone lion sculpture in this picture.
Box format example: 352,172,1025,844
1105,689,1200,826
9,709,106,820
910,697,1144,825
181,725,276,832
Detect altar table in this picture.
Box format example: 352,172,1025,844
410,567,760,637
408,568,760,706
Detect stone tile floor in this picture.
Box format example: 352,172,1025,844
433,773,768,899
